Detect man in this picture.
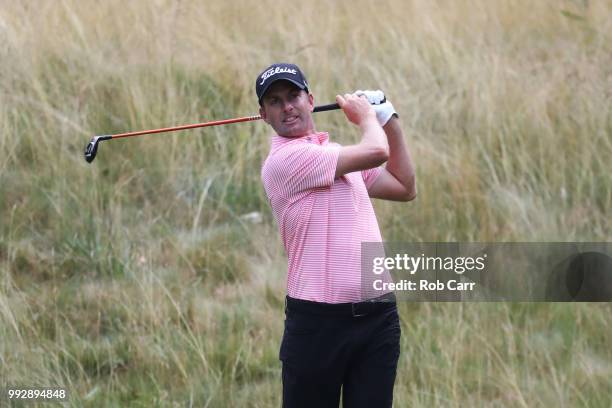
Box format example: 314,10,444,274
257,63,416,408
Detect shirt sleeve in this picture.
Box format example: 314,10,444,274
361,166,383,189
263,143,341,198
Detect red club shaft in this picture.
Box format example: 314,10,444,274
111,115,262,139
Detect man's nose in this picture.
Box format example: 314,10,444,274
281,100,294,112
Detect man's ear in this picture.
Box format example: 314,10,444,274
259,106,269,124
308,93,314,112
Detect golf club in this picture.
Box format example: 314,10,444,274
84,98,385,163
83,103,335,163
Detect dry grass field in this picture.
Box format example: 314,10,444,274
1,0,611,406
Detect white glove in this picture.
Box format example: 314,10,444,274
355,89,398,126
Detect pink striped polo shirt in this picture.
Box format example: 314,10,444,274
261,131,384,303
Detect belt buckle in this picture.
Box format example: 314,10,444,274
351,302,367,317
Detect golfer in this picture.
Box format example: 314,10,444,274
257,63,416,408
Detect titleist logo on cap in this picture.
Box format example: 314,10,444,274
259,67,298,85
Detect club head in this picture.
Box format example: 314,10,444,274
84,135,111,163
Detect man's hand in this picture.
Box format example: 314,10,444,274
335,93,378,127
354,90,398,127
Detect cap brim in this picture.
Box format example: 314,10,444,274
259,78,307,103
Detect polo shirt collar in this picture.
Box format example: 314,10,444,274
271,132,330,148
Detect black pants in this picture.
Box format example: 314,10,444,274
280,295,401,408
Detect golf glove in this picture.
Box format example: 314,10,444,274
355,90,398,126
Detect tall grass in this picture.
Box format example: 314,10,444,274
1,0,611,406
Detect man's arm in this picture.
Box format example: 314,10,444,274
334,94,389,178
367,116,417,201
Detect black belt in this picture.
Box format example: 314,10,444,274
285,292,396,318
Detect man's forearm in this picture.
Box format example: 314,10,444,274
383,117,416,197
359,116,389,154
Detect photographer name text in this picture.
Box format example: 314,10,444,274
373,279,476,291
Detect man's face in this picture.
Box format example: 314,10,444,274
259,81,315,138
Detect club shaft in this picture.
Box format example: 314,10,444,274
109,103,340,140
111,115,261,139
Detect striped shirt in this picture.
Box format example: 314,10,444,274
262,131,384,303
